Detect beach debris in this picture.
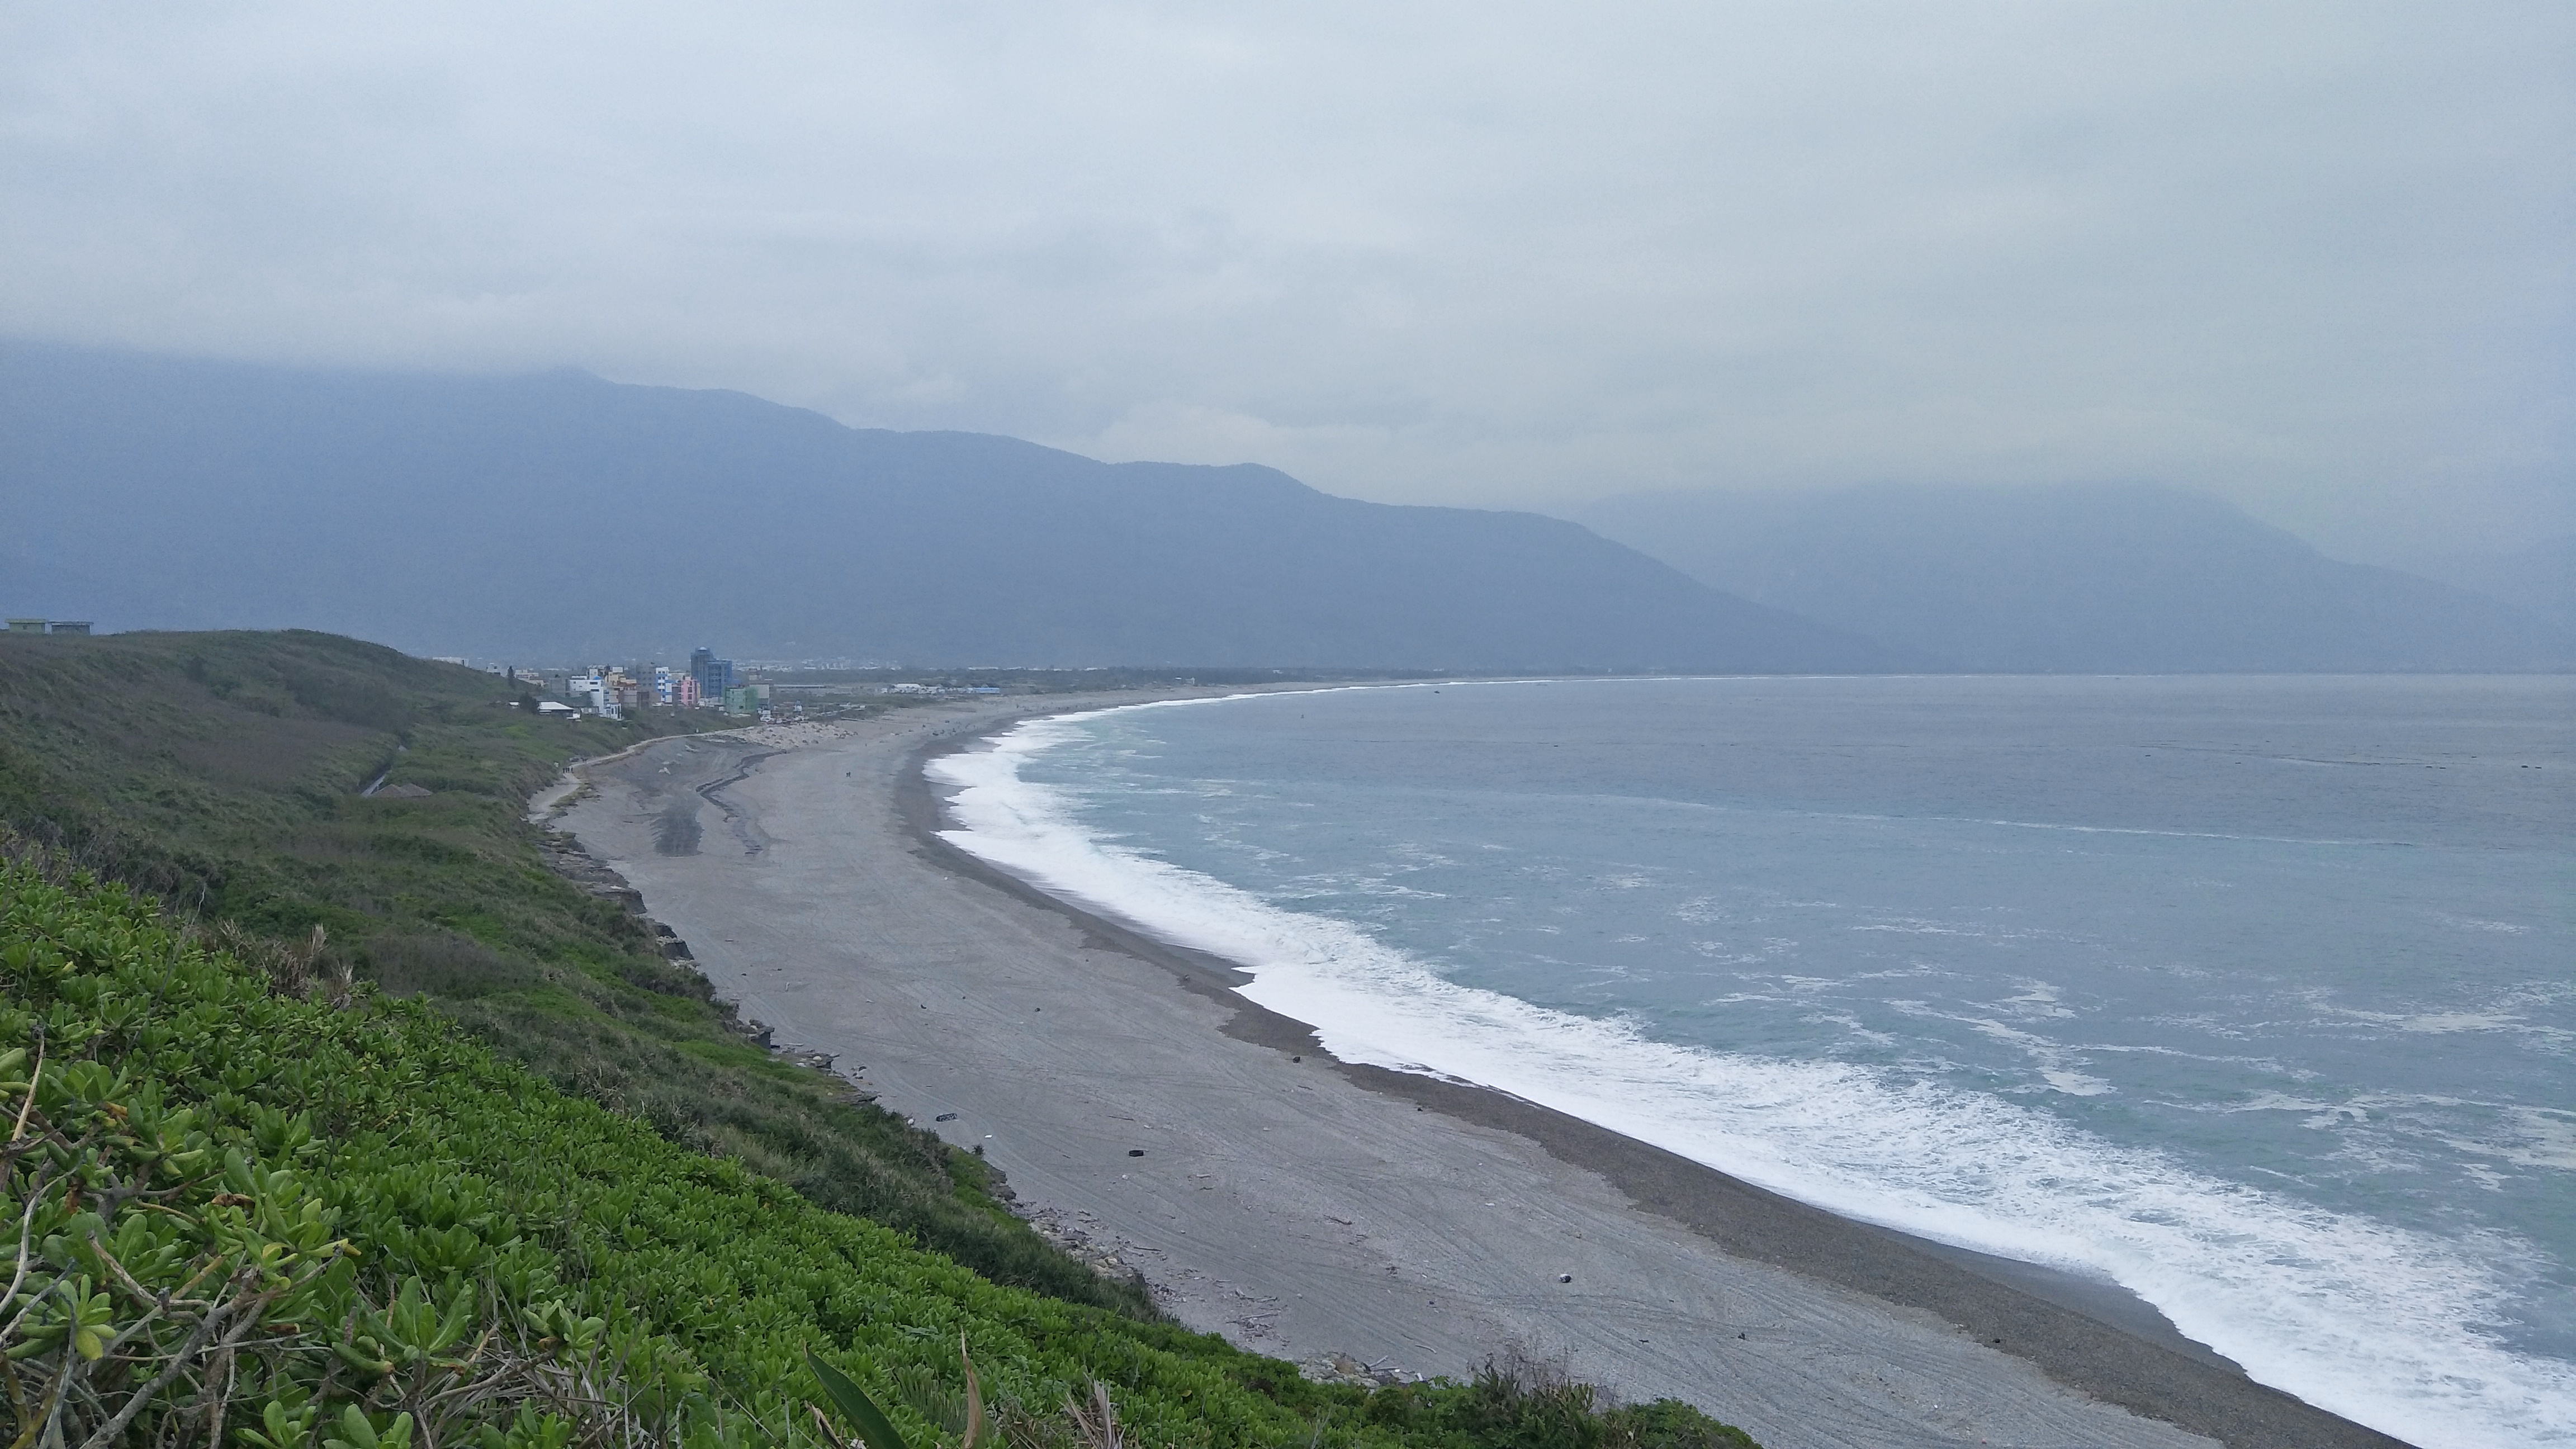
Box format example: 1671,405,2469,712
1021,1207,1142,1284
1126,1148,1145,1157
1290,1054,1302,1062
1559,1273,1574,1284
1300,1351,1418,1388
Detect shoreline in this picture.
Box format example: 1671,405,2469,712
895,700,2403,1449
551,694,2407,1448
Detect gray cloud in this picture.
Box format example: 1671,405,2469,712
3,1,2568,561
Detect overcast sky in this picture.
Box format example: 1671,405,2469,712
4,2,2569,561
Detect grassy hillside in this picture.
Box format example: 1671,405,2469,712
0,628,1142,1315
0,628,1759,1446
0,864,1752,1447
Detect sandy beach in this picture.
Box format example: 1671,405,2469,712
550,694,2406,1449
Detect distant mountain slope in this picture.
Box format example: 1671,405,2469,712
0,345,1890,671
1576,484,2573,673
2403,535,2575,633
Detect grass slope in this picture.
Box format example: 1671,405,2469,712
0,629,1760,1445
0,629,1138,1316
1,864,1753,1447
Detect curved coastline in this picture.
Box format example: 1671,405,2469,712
898,703,2408,1449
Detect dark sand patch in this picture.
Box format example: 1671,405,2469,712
653,799,703,855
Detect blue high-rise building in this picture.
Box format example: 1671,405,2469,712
689,647,735,704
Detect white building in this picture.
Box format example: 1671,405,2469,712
564,670,618,718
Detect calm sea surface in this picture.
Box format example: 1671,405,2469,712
929,676,2574,1447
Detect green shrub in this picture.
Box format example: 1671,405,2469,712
0,630,1153,1320
1,868,1758,1448
1358,1357,1753,1449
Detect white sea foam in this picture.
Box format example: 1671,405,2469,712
929,705,2576,1449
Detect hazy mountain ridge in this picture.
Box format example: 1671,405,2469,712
2402,535,2575,633
11,345,2560,674
0,345,1890,670
1576,483,2573,673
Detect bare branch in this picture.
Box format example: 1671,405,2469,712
8,1039,42,1145
807,1403,853,1449
73,1274,276,1449
1,1158,68,1331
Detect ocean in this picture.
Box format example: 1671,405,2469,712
927,675,2575,1448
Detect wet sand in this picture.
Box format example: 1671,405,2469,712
551,696,2406,1449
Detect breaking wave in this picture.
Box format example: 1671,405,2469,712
929,702,2576,1448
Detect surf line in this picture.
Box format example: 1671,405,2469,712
916,697,2572,1449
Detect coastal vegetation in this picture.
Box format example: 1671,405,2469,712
0,629,1138,1317
0,629,1758,1446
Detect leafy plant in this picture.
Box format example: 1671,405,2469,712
807,1343,977,1449
0,674,1764,1449
0,629,1150,1319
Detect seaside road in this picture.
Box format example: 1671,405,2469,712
553,702,2369,1449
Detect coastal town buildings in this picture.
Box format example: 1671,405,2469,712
689,647,736,705
409,645,793,721
520,648,778,718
